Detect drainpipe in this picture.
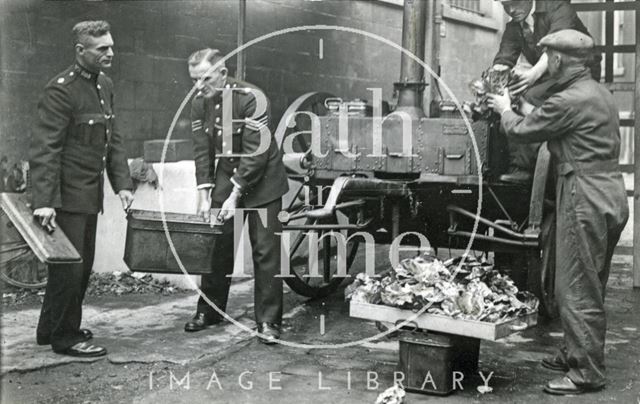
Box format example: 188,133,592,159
237,0,246,81
394,0,429,118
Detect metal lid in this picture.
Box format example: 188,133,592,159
128,209,224,228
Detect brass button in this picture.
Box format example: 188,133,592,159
215,104,220,109
215,117,220,123
89,120,94,125
97,84,101,89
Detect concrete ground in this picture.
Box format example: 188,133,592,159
1,253,639,404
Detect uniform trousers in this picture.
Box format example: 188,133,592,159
197,197,283,325
36,210,97,352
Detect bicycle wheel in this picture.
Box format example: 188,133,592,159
0,248,48,289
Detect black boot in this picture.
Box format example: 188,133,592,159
184,313,222,332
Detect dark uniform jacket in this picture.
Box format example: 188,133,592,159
494,1,600,81
190,77,289,208
30,64,132,214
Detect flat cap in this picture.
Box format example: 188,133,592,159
538,29,594,55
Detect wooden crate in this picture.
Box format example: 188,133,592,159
350,301,537,341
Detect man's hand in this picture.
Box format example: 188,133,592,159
118,190,135,211
215,190,240,225
33,207,56,230
197,189,212,221
487,89,513,115
509,53,548,96
509,66,543,95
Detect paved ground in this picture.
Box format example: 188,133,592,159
1,253,639,404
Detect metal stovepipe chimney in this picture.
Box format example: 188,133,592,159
394,0,428,118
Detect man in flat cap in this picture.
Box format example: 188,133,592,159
185,48,289,344
30,20,134,357
488,29,628,395
493,0,600,184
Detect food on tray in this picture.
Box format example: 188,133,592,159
375,384,405,404
468,65,519,119
345,254,538,322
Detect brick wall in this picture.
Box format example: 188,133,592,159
0,0,503,164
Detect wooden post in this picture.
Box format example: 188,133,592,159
634,5,640,288
604,0,615,83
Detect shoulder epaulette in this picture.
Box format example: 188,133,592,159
51,67,79,87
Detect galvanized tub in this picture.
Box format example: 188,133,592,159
124,209,224,274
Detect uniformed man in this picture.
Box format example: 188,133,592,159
185,48,289,344
30,20,134,357
488,29,629,395
493,0,600,184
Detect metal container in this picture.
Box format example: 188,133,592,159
124,209,224,274
398,331,480,396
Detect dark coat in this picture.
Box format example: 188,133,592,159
500,65,628,386
501,65,621,162
494,0,600,80
190,77,289,208
30,63,132,213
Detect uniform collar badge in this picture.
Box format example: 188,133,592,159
74,63,98,80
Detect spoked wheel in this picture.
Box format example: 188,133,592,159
0,209,47,289
276,91,359,297
282,198,360,298
0,248,48,289
274,91,334,153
